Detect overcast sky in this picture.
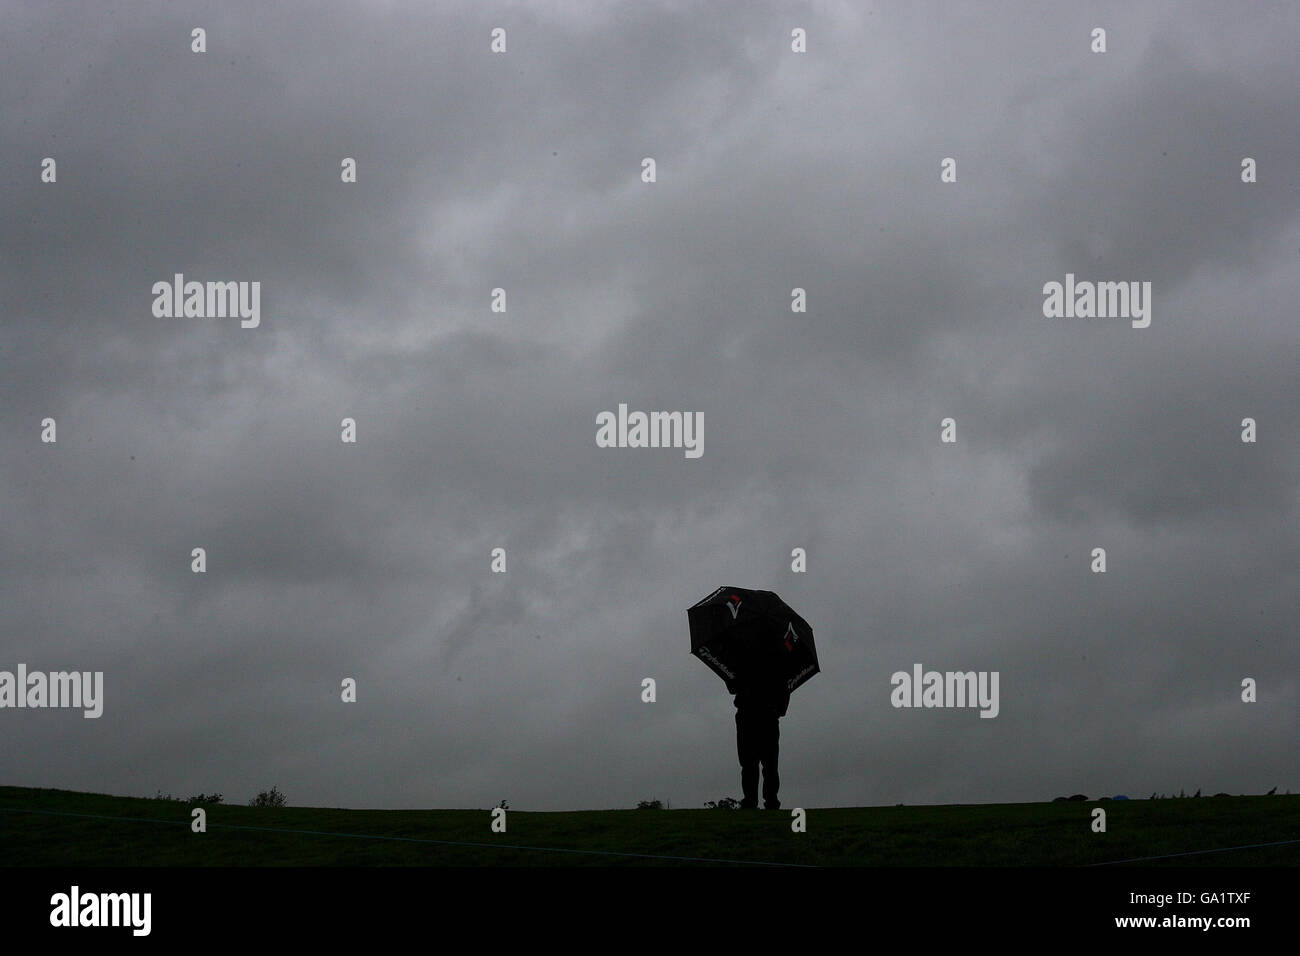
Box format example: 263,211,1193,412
2,0,1297,812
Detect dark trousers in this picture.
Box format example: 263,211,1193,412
735,709,780,808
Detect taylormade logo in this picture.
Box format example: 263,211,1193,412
890,664,999,718
696,646,734,679
787,664,816,691
151,274,261,328
50,886,151,936
1042,273,1151,328
0,664,103,718
595,403,703,458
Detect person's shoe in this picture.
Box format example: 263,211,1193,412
764,802,780,810
739,800,759,809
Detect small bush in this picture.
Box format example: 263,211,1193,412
249,786,287,808
636,799,664,810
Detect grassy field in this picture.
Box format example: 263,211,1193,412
1,786,1296,866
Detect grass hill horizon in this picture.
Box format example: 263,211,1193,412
2,785,1296,866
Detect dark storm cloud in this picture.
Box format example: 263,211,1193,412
1,0,1295,813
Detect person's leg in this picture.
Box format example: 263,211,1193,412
760,715,780,809
736,710,759,808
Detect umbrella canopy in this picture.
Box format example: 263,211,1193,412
687,586,820,693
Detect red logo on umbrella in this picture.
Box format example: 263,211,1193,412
783,622,798,651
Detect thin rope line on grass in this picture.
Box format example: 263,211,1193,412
1088,837,1300,866
0,806,816,868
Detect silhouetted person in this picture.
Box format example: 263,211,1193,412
726,670,790,809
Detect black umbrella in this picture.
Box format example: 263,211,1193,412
687,586,820,693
